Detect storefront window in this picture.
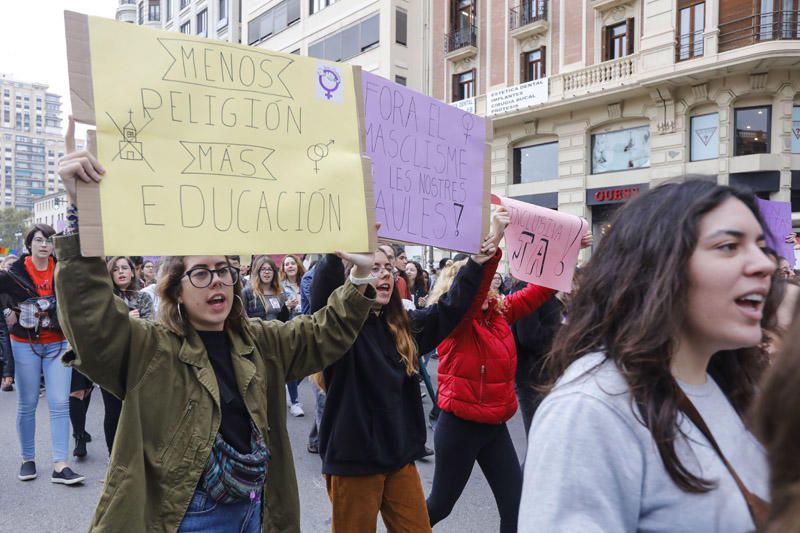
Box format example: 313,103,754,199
591,125,650,174
690,112,719,161
792,106,800,154
734,106,771,156
513,142,558,183
591,204,618,252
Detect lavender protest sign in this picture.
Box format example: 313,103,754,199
492,194,587,293
362,72,490,253
757,198,795,267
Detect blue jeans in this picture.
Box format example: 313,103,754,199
308,383,327,448
177,488,262,533
13,339,70,462
286,378,300,404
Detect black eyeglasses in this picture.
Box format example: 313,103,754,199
182,266,239,288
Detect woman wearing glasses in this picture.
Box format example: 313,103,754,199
54,118,378,533
308,214,504,532
243,256,289,322
0,224,85,485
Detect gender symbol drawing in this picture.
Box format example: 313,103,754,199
318,67,342,100
461,113,475,144
108,109,155,172
307,140,335,174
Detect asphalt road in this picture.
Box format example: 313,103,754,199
0,358,529,532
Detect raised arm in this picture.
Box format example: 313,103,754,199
270,250,375,380
503,282,556,325
259,281,375,381
409,256,485,355
309,254,346,314
54,116,157,399
55,234,161,400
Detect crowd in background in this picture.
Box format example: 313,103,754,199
2,175,800,532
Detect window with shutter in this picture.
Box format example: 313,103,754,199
605,21,630,60
522,49,544,82
626,18,635,55
540,46,547,77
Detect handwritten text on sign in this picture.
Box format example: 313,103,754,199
362,72,487,253
79,16,370,255
492,195,586,293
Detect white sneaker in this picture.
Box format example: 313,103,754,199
289,403,305,417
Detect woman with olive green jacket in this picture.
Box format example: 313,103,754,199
54,232,376,533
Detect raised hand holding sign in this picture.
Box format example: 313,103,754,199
65,11,375,256
491,194,587,292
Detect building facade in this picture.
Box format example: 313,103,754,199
0,74,66,210
242,0,426,91
117,0,241,43
32,191,70,233
431,0,800,248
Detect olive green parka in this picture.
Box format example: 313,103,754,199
55,234,375,532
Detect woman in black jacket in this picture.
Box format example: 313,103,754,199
310,232,498,532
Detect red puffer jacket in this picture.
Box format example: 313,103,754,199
436,249,555,424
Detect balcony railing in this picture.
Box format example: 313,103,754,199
562,55,635,93
675,28,704,61
509,0,548,31
445,24,478,54
719,10,800,52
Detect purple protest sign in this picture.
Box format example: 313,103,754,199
362,72,488,253
757,198,795,267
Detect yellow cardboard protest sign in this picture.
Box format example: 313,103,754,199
65,12,375,256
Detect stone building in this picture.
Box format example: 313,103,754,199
430,0,800,247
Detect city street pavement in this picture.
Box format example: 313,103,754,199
0,358,529,532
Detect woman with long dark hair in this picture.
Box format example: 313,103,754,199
242,255,289,322
405,260,428,309
104,256,153,453
55,117,379,532
519,180,774,532
310,220,502,532
0,224,84,484
281,254,306,416
70,256,155,458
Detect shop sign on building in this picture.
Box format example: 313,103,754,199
451,97,476,114
487,78,548,116
586,184,648,205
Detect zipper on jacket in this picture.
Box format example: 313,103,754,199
160,400,196,462
479,364,486,403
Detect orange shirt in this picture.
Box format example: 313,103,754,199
11,256,65,344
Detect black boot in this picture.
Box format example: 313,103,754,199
73,433,87,459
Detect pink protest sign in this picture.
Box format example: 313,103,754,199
362,72,489,253
757,198,795,267
492,194,587,293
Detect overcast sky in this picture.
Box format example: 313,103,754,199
1,1,117,136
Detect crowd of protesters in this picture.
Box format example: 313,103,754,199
0,116,798,533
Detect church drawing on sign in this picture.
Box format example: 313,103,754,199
119,111,144,161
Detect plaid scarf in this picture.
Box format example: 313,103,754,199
201,422,269,504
